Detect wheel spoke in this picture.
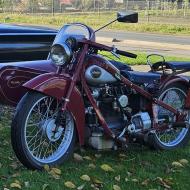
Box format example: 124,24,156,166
155,87,189,147
24,96,74,164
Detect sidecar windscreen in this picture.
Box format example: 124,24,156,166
117,11,138,23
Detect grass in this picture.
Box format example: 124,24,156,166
0,107,190,190
100,51,190,65
0,53,190,189
0,12,190,35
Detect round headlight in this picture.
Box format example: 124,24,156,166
50,43,72,66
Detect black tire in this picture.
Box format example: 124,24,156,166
11,91,76,170
148,83,190,150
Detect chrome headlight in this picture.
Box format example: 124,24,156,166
50,43,72,66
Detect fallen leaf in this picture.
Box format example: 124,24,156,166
88,163,96,169
113,184,121,190
119,154,127,158
91,177,103,185
83,156,92,161
74,153,83,162
51,168,61,175
10,183,21,189
114,175,120,182
44,164,50,172
156,177,171,189
48,169,60,179
51,173,60,179
95,154,101,158
141,179,150,186
4,188,10,190
125,177,129,182
80,175,91,182
77,184,85,190
172,161,183,168
42,184,49,190
179,159,188,165
64,181,76,189
163,178,173,186
12,173,20,178
132,178,138,183
127,171,132,177
100,164,114,172
91,184,99,190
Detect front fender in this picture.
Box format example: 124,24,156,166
24,73,85,145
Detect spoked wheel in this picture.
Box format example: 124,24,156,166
150,83,190,150
11,92,76,170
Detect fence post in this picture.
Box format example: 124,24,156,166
126,0,129,11
52,0,55,16
146,0,150,22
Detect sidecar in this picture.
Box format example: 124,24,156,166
0,23,58,106
0,23,57,63
0,60,56,106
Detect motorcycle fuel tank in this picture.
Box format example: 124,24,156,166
85,65,117,85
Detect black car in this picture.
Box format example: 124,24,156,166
0,23,57,63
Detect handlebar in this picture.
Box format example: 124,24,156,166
116,49,137,59
78,39,137,59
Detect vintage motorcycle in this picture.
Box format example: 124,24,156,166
11,12,190,170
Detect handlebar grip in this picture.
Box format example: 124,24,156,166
116,50,137,59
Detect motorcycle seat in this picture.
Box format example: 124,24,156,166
152,61,190,71
121,71,161,84
109,60,132,71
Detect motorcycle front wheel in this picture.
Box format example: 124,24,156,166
11,92,76,170
149,83,190,150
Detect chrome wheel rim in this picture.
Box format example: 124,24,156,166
155,87,189,147
24,96,74,164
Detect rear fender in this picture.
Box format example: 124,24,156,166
161,75,189,89
160,75,190,109
23,73,85,145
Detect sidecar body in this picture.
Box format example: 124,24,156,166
0,60,56,106
0,23,57,63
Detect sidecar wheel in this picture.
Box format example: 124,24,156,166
148,83,190,150
11,92,76,170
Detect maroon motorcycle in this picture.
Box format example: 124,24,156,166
11,12,190,170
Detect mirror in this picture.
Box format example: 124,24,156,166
117,11,138,23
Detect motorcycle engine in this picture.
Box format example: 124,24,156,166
86,84,131,150
86,82,153,150
127,112,151,133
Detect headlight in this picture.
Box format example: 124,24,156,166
50,43,72,66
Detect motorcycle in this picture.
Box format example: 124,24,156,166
11,12,190,170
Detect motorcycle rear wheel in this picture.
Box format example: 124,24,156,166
11,92,76,170
149,83,190,150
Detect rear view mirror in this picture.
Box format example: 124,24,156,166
117,11,138,23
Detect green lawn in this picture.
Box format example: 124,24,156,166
0,12,190,35
0,107,190,190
